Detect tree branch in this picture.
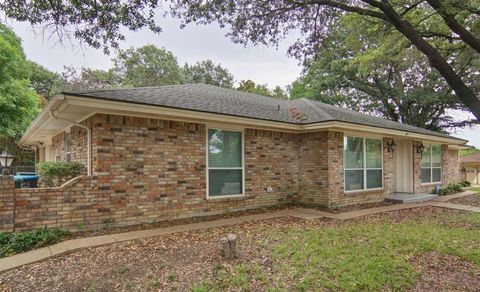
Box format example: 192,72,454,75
426,0,480,54
361,0,480,121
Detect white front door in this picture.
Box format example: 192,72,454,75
394,140,413,193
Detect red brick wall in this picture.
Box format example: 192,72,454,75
1,113,463,231
0,176,14,231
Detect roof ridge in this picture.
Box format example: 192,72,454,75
298,98,335,121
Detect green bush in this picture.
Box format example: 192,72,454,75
459,181,472,187
0,228,70,258
432,183,465,196
37,161,83,187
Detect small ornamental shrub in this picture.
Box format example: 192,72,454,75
432,183,465,196
459,181,472,188
0,228,70,257
37,161,83,187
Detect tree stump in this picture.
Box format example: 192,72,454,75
220,233,237,259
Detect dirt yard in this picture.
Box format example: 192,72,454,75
0,206,479,292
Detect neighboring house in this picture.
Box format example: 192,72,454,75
460,153,480,185
11,84,469,230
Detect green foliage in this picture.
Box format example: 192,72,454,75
112,45,183,87
0,22,41,138
237,80,287,98
37,161,83,187
182,60,234,88
0,228,69,258
460,148,480,157
459,181,472,188
432,182,465,195
290,13,474,132
59,66,123,92
28,61,62,99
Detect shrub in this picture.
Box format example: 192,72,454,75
432,182,465,196
0,228,70,258
459,181,471,187
37,161,83,187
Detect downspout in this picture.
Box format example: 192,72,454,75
49,110,92,176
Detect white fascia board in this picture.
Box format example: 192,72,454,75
20,94,468,146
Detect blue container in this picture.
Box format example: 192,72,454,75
14,172,39,188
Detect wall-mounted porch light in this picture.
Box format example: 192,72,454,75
386,140,396,152
415,142,426,154
0,148,15,175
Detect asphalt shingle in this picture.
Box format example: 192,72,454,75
64,84,463,141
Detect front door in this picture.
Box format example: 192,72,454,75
394,140,413,193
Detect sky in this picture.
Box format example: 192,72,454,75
8,17,480,148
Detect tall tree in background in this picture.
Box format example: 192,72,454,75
0,22,40,138
59,66,123,92
2,1,479,120
182,60,234,88
237,80,288,98
28,61,62,99
290,14,477,132
112,45,183,87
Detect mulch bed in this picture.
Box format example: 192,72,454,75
66,205,294,240
410,251,480,291
0,206,477,292
448,193,480,207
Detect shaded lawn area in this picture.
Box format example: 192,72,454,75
195,208,480,292
1,207,479,292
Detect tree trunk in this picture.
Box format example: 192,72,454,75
362,0,480,121
220,234,237,259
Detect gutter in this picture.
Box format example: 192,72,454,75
48,110,92,176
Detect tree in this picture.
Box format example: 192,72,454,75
0,22,40,138
59,66,123,92
169,0,480,120
5,1,479,119
237,80,272,96
28,61,62,99
290,13,476,132
182,60,234,88
112,45,184,87
237,80,288,98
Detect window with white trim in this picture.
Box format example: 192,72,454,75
421,144,441,183
344,136,383,191
207,129,243,197
65,132,72,162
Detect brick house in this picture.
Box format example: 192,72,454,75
6,84,468,231
460,153,480,185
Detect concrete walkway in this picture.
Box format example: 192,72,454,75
0,190,478,273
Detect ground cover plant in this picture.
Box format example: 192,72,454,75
0,228,70,258
0,207,479,291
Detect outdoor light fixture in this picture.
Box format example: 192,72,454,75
0,148,14,175
416,142,426,154
386,140,396,152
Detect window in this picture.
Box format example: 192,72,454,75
344,136,383,191
421,144,441,183
207,128,243,198
65,132,72,162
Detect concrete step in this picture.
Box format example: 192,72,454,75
386,193,438,204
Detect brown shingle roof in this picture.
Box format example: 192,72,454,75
460,152,480,163
64,84,465,141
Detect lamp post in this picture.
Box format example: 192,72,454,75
0,148,15,175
